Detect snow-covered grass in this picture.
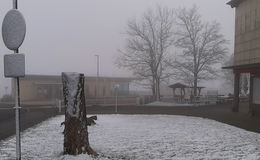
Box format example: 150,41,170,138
1,115,260,160
145,101,194,107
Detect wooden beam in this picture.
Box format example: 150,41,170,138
233,73,240,112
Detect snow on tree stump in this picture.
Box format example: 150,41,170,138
62,72,97,155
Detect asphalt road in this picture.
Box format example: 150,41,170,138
1,102,260,141
0,106,59,140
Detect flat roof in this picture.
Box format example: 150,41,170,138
222,63,260,73
169,83,188,89
169,83,204,89
223,63,260,70
227,0,246,8
21,74,136,82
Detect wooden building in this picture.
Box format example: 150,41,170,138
11,74,133,102
225,0,260,114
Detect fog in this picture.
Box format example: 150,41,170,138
0,0,234,96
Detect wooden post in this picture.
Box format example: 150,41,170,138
198,88,201,96
62,72,96,155
172,88,175,98
233,73,240,112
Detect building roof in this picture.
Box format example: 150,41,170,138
21,74,136,82
222,63,260,73
169,83,205,89
227,0,246,8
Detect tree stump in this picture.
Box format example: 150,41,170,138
62,72,96,155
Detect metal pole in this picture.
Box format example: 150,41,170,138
95,55,99,105
13,0,18,9
14,0,21,158
14,48,21,160
115,88,118,113
97,55,99,77
15,77,21,160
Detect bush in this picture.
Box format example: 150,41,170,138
1,94,13,102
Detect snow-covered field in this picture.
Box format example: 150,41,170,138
1,115,260,160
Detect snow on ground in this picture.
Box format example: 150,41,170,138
1,115,260,160
145,101,194,107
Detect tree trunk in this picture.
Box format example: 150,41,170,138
193,75,198,97
152,79,156,100
156,78,160,101
62,72,97,155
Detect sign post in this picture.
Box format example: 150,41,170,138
2,0,26,159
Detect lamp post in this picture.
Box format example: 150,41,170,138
95,55,99,105
114,84,120,113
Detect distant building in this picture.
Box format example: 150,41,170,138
11,74,134,102
225,0,260,114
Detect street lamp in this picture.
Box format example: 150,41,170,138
95,55,99,105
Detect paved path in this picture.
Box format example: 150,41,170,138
1,102,260,141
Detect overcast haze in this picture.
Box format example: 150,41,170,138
0,0,234,96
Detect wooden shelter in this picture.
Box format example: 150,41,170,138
169,83,205,102
169,83,188,102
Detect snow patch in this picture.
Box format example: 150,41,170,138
1,115,260,159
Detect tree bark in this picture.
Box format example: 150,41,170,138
62,72,97,155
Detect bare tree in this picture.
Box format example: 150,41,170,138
172,6,228,96
116,6,175,100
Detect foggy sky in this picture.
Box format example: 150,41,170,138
0,0,235,96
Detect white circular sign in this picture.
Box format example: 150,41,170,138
2,9,26,50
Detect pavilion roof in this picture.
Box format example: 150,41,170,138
168,83,188,89
168,83,205,89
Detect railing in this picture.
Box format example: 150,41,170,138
86,96,139,106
